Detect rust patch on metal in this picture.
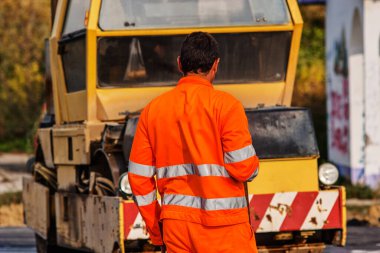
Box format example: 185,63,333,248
316,198,328,213
269,203,292,216
309,217,318,226
254,213,260,221
251,209,261,221
143,224,148,235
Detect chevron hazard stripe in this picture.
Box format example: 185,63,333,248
123,189,344,240
280,191,319,231
123,202,149,240
301,191,340,230
249,190,343,233
254,192,297,232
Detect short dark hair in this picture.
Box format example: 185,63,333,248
180,32,220,75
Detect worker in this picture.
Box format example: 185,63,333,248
128,31,259,253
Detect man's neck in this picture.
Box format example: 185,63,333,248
185,72,213,83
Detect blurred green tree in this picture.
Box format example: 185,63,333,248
293,5,327,161
0,0,50,152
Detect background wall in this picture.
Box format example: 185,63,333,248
363,0,380,188
326,0,380,188
326,0,365,183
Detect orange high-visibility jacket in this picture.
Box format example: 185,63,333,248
128,76,259,245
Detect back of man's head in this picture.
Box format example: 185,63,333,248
180,32,220,76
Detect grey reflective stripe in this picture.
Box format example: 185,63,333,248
129,160,155,177
157,164,230,179
197,164,230,177
163,194,247,211
157,164,194,178
224,145,256,164
133,190,157,206
246,166,259,182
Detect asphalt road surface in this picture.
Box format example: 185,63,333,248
325,226,380,253
0,227,35,253
0,226,379,253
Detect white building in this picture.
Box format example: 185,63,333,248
326,0,380,188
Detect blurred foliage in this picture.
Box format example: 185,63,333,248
0,138,34,153
346,184,375,199
0,0,50,153
293,6,327,161
339,177,377,199
0,191,22,206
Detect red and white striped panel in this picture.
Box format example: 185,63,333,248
249,190,343,233
123,203,150,240
123,189,344,240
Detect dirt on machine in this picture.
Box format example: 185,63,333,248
23,0,346,252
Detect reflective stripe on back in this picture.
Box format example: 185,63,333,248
129,160,156,177
163,194,247,211
224,145,256,164
157,164,230,179
134,189,157,206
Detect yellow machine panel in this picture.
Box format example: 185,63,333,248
249,158,319,195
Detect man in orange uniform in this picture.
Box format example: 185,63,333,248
128,32,259,253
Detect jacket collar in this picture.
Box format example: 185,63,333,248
177,75,213,88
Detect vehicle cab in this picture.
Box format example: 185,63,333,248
51,0,300,124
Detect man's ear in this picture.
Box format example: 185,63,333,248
177,56,183,74
212,58,220,74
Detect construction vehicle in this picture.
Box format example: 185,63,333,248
23,0,346,252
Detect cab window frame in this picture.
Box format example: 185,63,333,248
98,0,292,31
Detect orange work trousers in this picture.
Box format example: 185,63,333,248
162,219,258,253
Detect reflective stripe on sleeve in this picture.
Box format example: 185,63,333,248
157,164,230,179
224,145,256,164
129,160,156,177
246,166,259,182
133,189,157,206
162,194,247,211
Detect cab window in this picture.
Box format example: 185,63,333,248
97,32,291,88
59,37,86,93
62,0,91,36
99,0,290,30
59,0,90,93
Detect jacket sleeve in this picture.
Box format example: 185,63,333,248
128,106,162,245
221,101,259,182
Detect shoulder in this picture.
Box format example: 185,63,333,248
212,89,242,112
143,88,175,109
140,88,176,118
213,89,240,103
